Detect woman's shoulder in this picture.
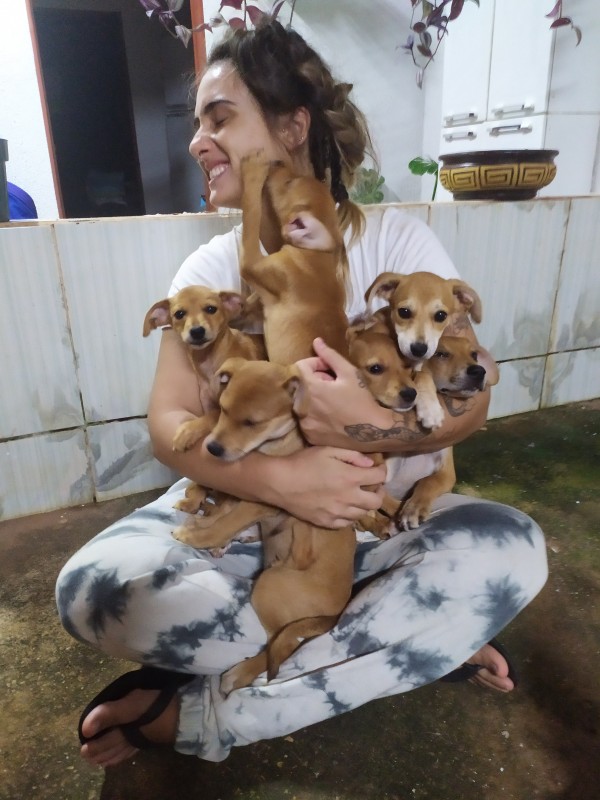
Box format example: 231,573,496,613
169,224,242,296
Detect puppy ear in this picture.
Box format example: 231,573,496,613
475,346,500,386
143,300,171,337
219,291,245,321
364,272,402,309
450,281,483,323
283,211,337,252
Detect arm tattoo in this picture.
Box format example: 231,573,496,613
343,394,473,443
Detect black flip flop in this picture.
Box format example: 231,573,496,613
78,666,194,748
439,638,519,687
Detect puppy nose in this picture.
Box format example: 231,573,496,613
467,364,486,379
400,387,417,403
189,326,206,341
410,342,428,358
206,440,225,458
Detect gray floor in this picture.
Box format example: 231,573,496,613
1,400,598,800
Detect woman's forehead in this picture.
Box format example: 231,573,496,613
195,62,245,113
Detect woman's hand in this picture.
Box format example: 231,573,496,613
267,445,387,529
294,337,388,450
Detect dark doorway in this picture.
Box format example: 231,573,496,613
33,7,145,218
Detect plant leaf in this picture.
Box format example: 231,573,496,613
417,44,433,58
228,16,246,28
545,1,562,19
271,0,285,20
408,156,439,176
449,0,465,22
573,25,582,45
246,5,266,25
550,17,572,28
220,0,244,9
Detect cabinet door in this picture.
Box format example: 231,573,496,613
488,0,554,119
441,0,495,127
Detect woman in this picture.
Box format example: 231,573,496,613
57,21,548,768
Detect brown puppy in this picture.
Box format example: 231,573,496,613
239,154,349,363
197,358,356,694
365,271,482,430
143,286,266,532
394,335,499,530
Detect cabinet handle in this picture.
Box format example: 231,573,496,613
489,123,533,137
491,103,535,117
443,131,477,142
444,112,478,126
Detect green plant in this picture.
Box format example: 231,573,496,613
349,167,386,204
408,156,439,200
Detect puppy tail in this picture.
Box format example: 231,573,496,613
266,615,339,680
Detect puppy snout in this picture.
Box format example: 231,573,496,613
400,387,417,404
410,341,428,359
206,440,225,458
189,326,207,342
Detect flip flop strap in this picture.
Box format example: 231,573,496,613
120,683,179,749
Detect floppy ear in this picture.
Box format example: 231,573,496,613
283,211,337,251
219,291,245,321
450,281,483,323
364,272,403,309
213,357,244,399
143,299,171,337
476,346,500,386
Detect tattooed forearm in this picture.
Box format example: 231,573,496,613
344,395,473,442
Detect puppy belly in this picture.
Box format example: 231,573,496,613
385,452,446,500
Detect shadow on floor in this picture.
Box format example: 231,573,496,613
0,401,598,800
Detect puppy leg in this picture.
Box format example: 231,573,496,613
173,482,208,514
172,410,219,453
398,448,456,530
414,370,445,430
172,500,277,549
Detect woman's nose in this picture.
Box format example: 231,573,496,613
189,127,209,161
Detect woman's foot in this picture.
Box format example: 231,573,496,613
465,642,515,692
80,689,178,768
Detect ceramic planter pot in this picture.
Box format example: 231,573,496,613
439,149,559,201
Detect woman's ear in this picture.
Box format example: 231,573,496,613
279,107,311,151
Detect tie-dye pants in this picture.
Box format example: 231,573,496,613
56,478,548,762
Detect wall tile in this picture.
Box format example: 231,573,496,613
542,347,600,407
54,214,239,422
0,225,82,437
550,197,600,351
0,430,92,520
487,357,546,420
87,418,178,502
429,199,569,361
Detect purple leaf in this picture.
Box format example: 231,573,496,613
412,21,427,34
228,16,246,28
271,0,285,21
417,44,433,58
573,25,582,45
401,34,415,52
550,17,571,28
449,0,465,21
545,1,562,19
246,5,266,25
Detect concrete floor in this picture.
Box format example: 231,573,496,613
1,400,598,800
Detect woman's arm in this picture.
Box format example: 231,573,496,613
295,317,493,455
147,329,387,528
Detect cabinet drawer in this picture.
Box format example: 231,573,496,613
439,116,546,157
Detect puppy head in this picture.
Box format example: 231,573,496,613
205,359,300,461
265,162,343,253
365,271,482,363
143,286,244,348
347,325,417,412
427,335,499,396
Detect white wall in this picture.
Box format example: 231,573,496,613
0,3,59,219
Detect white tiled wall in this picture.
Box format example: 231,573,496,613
0,200,598,520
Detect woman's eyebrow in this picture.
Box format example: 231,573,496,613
199,98,236,118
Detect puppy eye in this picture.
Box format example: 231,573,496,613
434,310,448,323
368,364,385,375
204,305,218,314
434,350,450,359
242,419,256,427
397,307,412,319
471,351,479,361
173,309,186,320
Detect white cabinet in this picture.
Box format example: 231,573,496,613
434,0,600,200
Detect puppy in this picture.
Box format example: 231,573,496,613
238,153,349,363
143,285,266,531
365,271,482,430
393,335,499,530
196,358,356,694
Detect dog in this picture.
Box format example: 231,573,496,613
143,285,267,537
238,153,349,364
365,271,482,430
387,334,499,529
194,357,356,695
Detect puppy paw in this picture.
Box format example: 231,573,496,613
173,497,202,514
172,420,203,452
241,151,270,185
398,499,431,531
416,397,445,430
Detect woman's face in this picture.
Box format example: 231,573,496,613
189,62,291,209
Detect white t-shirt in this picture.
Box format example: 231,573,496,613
169,205,458,316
